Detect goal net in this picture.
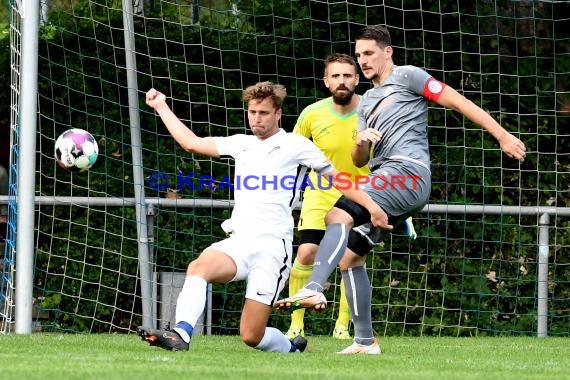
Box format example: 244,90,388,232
2,0,569,337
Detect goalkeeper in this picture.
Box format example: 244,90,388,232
287,53,365,340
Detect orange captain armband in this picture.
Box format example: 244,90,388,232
421,77,446,102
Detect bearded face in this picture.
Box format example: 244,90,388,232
331,84,356,106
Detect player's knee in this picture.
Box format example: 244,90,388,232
187,258,205,276
339,254,366,271
186,261,195,275
240,329,262,347
296,246,317,265
324,207,352,225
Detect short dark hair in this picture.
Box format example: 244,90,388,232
323,53,358,76
355,25,392,48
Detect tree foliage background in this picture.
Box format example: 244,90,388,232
2,0,569,336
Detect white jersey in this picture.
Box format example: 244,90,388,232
214,129,334,241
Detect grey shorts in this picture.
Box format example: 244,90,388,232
335,159,431,228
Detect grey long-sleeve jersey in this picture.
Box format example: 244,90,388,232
358,65,442,171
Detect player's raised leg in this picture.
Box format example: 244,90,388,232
274,221,350,311
286,226,352,339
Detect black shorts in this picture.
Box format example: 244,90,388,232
334,196,407,228
334,197,417,257
298,227,378,257
298,229,325,246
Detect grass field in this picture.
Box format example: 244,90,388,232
1,333,569,380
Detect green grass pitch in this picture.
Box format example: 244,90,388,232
1,334,568,380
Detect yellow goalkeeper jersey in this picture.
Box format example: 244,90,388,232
294,97,370,230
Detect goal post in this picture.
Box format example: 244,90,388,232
122,0,155,330
2,0,570,337
10,0,41,334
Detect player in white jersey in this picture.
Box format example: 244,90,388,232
276,25,527,354
137,81,388,353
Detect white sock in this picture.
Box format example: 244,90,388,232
172,327,191,343
255,327,293,353
175,275,207,332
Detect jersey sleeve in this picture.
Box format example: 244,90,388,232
357,102,367,132
293,135,335,175
406,66,445,102
214,134,248,157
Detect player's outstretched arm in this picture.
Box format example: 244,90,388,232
435,86,526,161
146,88,219,157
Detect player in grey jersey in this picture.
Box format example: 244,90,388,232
275,25,527,354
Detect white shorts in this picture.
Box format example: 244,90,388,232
209,235,292,306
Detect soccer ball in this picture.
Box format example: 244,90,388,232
54,128,99,172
